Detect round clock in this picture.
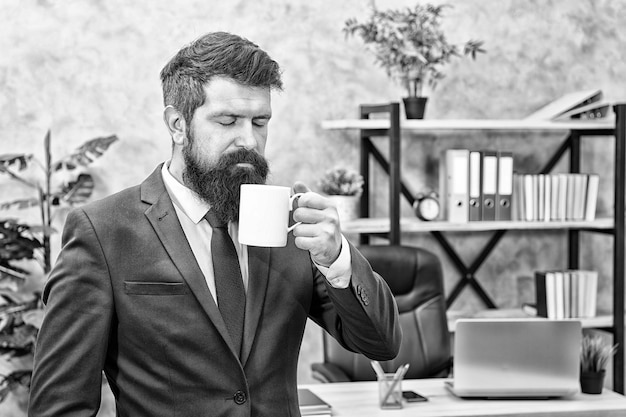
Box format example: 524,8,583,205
413,191,440,221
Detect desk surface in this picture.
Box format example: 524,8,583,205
301,379,626,417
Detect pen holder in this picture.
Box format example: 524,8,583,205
378,372,403,409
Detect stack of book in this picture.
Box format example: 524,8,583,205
513,173,599,222
298,388,332,416
534,270,598,319
524,88,611,121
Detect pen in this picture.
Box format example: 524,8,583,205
371,361,385,378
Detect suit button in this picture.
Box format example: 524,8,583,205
360,289,370,306
356,284,363,295
233,390,247,405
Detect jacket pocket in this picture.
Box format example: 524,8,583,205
124,281,190,295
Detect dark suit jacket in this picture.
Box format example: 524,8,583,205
28,165,401,417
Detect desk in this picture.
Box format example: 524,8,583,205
301,379,626,417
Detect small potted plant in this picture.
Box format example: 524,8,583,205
580,334,618,394
318,167,364,224
344,3,485,119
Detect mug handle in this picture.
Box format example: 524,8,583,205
287,192,304,233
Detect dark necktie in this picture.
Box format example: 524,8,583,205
205,210,245,357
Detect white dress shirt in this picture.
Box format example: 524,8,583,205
160,162,352,305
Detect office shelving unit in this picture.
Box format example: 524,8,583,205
322,103,626,394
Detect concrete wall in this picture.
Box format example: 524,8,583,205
1,0,625,413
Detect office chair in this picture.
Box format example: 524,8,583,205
311,245,452,382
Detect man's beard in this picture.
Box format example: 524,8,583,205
182,139,269,224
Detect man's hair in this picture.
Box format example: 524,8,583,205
160,32,283,125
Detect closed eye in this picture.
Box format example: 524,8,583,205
213,115,270,127
253,118,269,127
215,116,236,126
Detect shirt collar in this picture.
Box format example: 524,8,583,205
161,161,210,224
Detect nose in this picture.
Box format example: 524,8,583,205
234,121,257,150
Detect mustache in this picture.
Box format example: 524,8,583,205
218,148,269,173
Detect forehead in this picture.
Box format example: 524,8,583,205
199,76,271,115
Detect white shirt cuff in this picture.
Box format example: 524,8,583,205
313,235,352,289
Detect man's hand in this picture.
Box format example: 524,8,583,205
292,181,342,267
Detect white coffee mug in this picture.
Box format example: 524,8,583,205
238,184,303,247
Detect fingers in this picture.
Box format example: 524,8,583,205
292,181,311,194
292,220,342,266
293,197,338,223
291,182,339,226
295,192,334,212
292,220,336,239
290,182,342,265
292,182,328,210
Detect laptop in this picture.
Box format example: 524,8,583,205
445,318,582,398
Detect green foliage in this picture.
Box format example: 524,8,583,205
51,135,119,171
344,3,485,97
53,173,96,206
580,335,618,373
0,299,40,356
0,218,42,404
0,369,32,404
0,131,118,404
0,220,43,279
0,131,118,272
318,167,364,196
0,155,34,171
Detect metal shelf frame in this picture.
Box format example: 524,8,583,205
354,103,626,394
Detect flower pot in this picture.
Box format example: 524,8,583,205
402,96,428,119
580,370,605,394
327,195,360,224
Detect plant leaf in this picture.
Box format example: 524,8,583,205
0,265,28,280
0,219,43,263
0,290,39,305
0,197,40,210
0,369,32,401
54,173,95,205
0,270,25,293
0,154,34,172
52,135,118,171
464,40,486,59
22,309,44,330
0,154,38,189
0,324,38,355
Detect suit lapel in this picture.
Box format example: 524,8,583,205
141,165,235,355
241,246,271,365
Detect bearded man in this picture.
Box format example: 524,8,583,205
28,31,401,417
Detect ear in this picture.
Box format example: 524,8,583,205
163,105,187,146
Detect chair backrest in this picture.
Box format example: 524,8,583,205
320,245,451,381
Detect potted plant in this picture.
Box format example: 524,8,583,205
318,167,364,224
579,334,618,394
344,3,485,119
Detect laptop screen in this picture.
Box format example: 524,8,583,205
452,319,581,396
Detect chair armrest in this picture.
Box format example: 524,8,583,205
311,362,352,383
